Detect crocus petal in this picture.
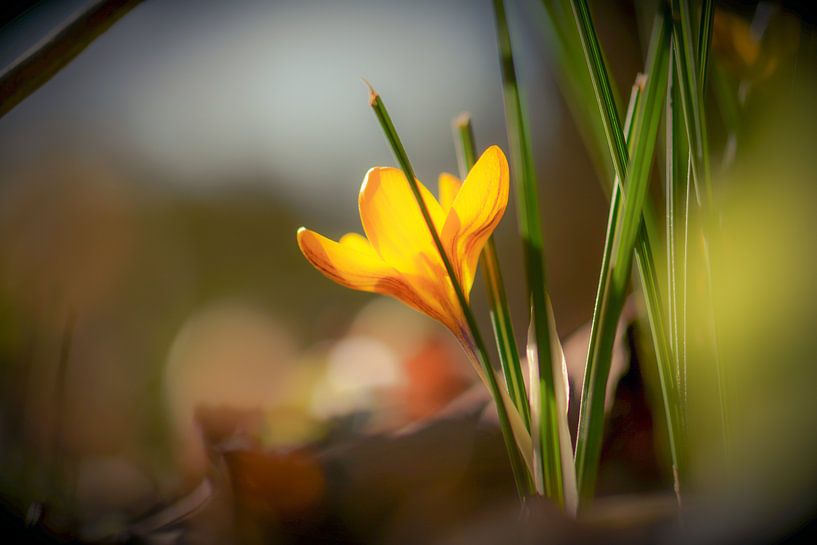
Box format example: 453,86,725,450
298,228,463,334
359,167,446,277
399,272,466,337
438,173,462,214
339,232,379,257
441,145,509,294
297,228,394,292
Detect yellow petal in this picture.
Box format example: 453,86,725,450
442,145,510,294
359,167,447,277
438,173,462,214
298,228,464,334
339,232,379,257
401,272,466,336
297,228,394,292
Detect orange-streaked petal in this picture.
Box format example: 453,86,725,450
400,272,466,337
441,145,509,294
359,167,446,277
297,228,394,292
438,173,462,214
298,228,465,335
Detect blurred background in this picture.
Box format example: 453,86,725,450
0,1,816,544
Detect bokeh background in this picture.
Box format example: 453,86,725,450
1,1,816,544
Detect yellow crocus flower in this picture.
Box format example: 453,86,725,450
297,145,509,342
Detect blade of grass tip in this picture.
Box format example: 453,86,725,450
366,84,533,497
569,0,684,504
574,13,670,506
492,0,564,506
454,114,531,431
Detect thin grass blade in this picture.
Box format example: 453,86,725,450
453,114,531,430
567,0,683,503
537,0,615,187
492,0,564,505
574,13,671,506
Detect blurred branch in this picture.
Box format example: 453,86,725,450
0,0,143,118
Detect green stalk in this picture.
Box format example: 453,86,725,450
367,86,532,497
574,14,670,506
454,115,531,430
492,0,564,505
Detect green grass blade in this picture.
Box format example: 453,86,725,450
492,0,564,505
574,13,671,506
567,1,677,408
634,223,686,501
367,86,532,497
697,0,714,86
665,52,691,400
670,0,712,209
453,115,531,431
569,0,628,183
538,0,615,187
567,0,683,504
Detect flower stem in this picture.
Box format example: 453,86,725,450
368,86,532,497
453,114,530,431
492,0,564,506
